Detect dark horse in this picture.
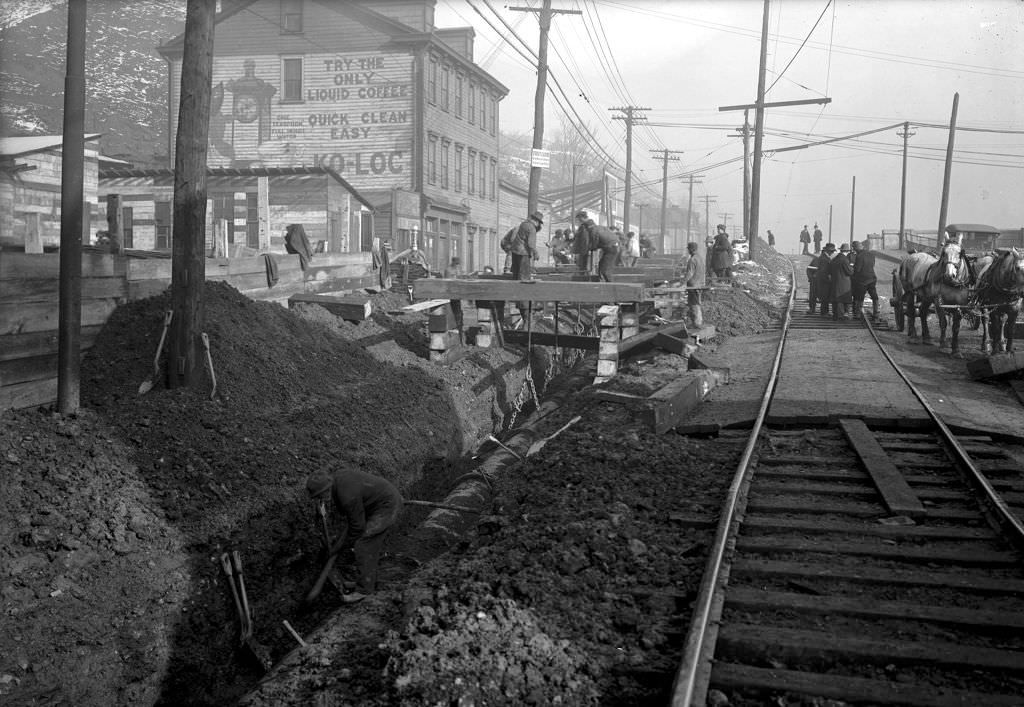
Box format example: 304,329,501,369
897,241,973,356
974,248,1024,354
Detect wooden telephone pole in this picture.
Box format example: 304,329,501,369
897,121,915,250
510,1,581,216
611,106,649,233
169,0,216,389
719,0,830,261
685,173,705,250
651,148,683,250
57,0,86,414
937,92,959,245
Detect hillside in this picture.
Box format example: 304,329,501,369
0,0,185,164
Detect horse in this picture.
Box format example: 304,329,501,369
897,240,974,356
973,248,1024,354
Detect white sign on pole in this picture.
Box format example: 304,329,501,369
530,149,550,169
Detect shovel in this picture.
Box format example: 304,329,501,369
527,416,582,457
138,310,173,394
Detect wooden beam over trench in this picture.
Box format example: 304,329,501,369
413,278,644,304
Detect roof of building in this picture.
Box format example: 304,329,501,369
99,165,376,211
945,223,1002,235
0,134,102,157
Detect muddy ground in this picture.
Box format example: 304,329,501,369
2,246,795,706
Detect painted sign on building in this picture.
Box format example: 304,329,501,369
208,52,414,191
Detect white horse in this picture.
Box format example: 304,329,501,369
973,248,1024,354
897,241,973,356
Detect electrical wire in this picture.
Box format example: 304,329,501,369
765,0,832,95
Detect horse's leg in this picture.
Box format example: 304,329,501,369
1008,307,1019,353
920,299,933,345
904,291,917,341
950,309,962,358
981,309,991,354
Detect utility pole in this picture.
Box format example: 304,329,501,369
897,121,915,250
511,1,581,216
849,176,856,246
719,213,732,232
828,204,833,244
700,194,717,245
684,173,705,250
719,0,831,262
651,148,683,248
569,162,578,227
611,106,649,234
937,92,959,245
728,110,752,240
169,0,216,389
57,0,86,414
634,202,647,234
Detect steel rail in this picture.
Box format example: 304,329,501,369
668,262,797,707
861,310,1024,551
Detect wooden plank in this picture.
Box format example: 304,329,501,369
126,258,172,281
500,331,599,350
733,558,1024,594
0,251,121,278
746,497,981,521
839,418,926,517
647,371,715,434
403,298,450,313
719,623,1024,672
736,536,1018,566
1,325,103,361
967,350,1024,380
727,587,1024,629
128,279,171,300
592,389,646,404
0,353,58,386
288,293,371,321
652,332,687,355
0,276,127,302
711,662,1024,707
742,515,995,540
427,303,456,332
688,350,731,384
618,322,688,358
0,377,57,411
413,277,644,304
1,299,119,336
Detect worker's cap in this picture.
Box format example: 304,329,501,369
839,243,850,252
554,228,563,236
306,472,332,498
717,224,726,231
686,241,699,251
574,210,588,220
823,243,837,252
852,241,863,250
530,210,544,225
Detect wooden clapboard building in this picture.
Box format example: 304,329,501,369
156,0,508,273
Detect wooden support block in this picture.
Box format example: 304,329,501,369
653,332,687,355
688,350,731,384
620,304,639,339
476,306,492,324
593,390,646,404
428,304,457,332
966,351,1024,380
838,418,925,518
429,330,461,351
688,324,716,344
618,323,689,358
595,304,620,383
288,293,371,322
596,358,618,379
645,370,715,434
500,331,598,350
414,278,644,303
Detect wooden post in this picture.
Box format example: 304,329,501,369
24,212,43,253
620,302,639,339
169,0,215,389
595,304,620,383
937,92,959,245
428,303,461,362
476,305,493,348
257,176,270,251
105,194,124,254
213,218,228,258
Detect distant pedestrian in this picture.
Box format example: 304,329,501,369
710,224,734,280
681,241,705,327
813,223,823,254
799,225,811,255
625,231,641,267
443,256,461,279
767,229,776,248
851,240,879,319
816,242,836,318
639,233,655,258
547,229,571,265
829,243,854,320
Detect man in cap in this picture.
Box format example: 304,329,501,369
829,243,855,320
799,225,811,255
710,224,734,280
680,241,706,327
306,468,403,603
510,211,543,282
851,240,879,319
816,242,836,318
574,210,620,281
812,223,823,254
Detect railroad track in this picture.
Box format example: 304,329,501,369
670,276,1024,706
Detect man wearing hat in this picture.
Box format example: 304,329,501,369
306,468,403,603
510,210,544,282
710,224,734,281
851,240,878,320
829,242,855,320
816,242,836,318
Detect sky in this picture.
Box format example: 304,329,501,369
435,0,1024,253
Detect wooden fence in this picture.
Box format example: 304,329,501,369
1,249,376,410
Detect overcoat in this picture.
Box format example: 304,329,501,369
829,253,854,303
710,233,733,272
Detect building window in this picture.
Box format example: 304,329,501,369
454,144,464,192
490,158,497,200
155,200,171,250
479,87,486,129
427,134,438,185
490,96,497,135
479,152,487,195
281,0,302,33
441,139,450,189
281,57,303,102
467,149,476,195
468,82,475,124
121,206,134,249
455,74,463,118
428,57,437,104
441,65,450,111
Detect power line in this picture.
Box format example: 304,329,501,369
765,0,833,94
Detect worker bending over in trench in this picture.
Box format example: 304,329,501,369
306,468,403,604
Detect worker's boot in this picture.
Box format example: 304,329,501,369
871,300,879,321
853,301,862,318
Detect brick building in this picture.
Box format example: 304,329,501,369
157,0,509,273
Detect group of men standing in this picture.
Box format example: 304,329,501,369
799,223,825,255
503,209,631,284
807,240,878,320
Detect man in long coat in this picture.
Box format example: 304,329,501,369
851,240,879,319
829,242,854,320
806,253,821,314
710,225,734,280
816,243,835,318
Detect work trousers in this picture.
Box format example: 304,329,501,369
598,247,617,282
814,240,821,254
852,281,879,316
353,504,402,593
808,279,818,311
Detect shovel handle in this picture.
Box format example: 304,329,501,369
305,553,337,603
